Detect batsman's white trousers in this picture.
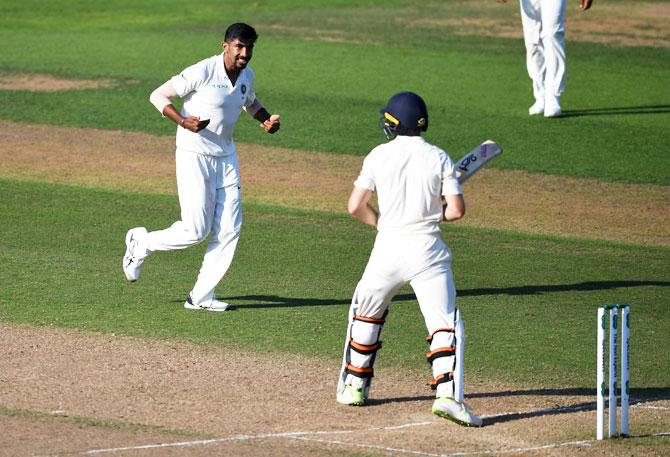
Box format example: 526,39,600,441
520,0,567,100
147,149,242,306
341,232,462,398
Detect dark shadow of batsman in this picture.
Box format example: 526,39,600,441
366,387,669,426
226,280,670,309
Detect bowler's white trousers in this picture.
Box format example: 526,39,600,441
147,149,242,306
520,0,567,101
340,232,463,399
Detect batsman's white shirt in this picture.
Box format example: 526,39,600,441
355,135,462,236
171,53,257,157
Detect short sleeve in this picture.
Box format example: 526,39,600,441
353,155,375,191
243,69,257,109
170,60,208,98
441,154,462,196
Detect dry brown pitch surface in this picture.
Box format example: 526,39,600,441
2,323,669,457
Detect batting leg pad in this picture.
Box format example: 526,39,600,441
340,314,386,394
426,327,456,398
454,311,465,402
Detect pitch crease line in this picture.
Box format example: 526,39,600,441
74,421,670,456
632,404,670,410
285,435,594,457
285,434,670,456
82,432,314,455
79,421,432,455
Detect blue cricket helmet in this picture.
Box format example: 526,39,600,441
379,91,429,140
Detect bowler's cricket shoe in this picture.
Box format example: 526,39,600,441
336,384,366,406
528,99,544,116
544,95,562,118
432,397,483,427
123,227,148,282
184,295,230,312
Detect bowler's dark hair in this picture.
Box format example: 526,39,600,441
224,23,258,43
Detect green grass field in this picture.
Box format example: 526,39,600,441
1,178,668,388
1,0,669,397
1,0,668,183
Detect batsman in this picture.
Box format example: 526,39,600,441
337,91,484,427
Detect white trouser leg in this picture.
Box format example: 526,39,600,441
540,0,566,97
189,182,242,305
520,0,545,102
147,150,216,251
411,265,459,399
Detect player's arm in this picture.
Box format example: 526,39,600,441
246,99,280,134
149,80,209,132
348,186,378,228
580,0,593,11
442,193,465,222
441,152,466,222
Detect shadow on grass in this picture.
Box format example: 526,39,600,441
457,280,670,297
227,280,670,309
561,104,670,118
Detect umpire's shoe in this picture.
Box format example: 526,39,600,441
123,227,148,282
432,397,483,427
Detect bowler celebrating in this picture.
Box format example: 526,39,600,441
123,23,280,311
337,92,482,427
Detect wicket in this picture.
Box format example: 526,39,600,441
596,304,630,440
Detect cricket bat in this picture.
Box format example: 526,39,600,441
454,140,503,183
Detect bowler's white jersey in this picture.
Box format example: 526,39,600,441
171,53,257,157
354,136,462,235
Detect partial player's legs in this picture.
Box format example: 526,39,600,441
337,276,400,406
123,149,217,283
123,151,242,312
411,267,482,427
520,0,566,117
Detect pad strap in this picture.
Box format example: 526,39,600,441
349,338,382,355
426,328,455,344
426,346,455,364
353,314,386,324
428,372,454,390
345,363,374,379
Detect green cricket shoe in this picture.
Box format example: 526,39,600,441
336,384,366,406
432,397,483,427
